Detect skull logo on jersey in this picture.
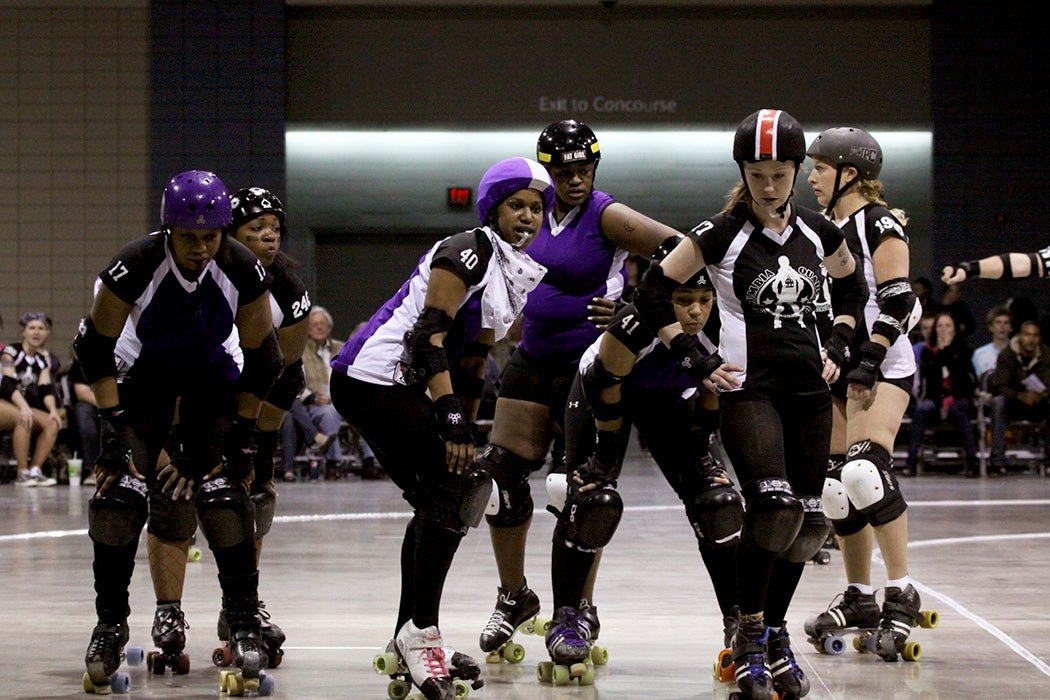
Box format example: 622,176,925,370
747,255,822,329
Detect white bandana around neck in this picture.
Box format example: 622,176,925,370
481,227,547,341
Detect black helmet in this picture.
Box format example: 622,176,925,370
536,120,601,167
806,127,883,180
651,235,712,290
733,109,806,164
228,187,287,237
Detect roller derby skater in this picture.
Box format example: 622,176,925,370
147,602,190,675
479,582,542,663
633,109,868,700
217,591,272,696
332,159,558,700
804,585,880,654
806,126,928,668
874,584,936,662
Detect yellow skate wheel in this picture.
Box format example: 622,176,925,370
921,610,939,628
373,651,400,674
579,665,596,686
902,641,922,662
219,669,232,691
81,672,97,693
484,651,502,664
552,664,571,685
536,660,554,683
531,616,550,634
453,678,470,698
591,645,609,666
226,672,245,696
387,678,411,699
503,642,525,664
187,546,202,562
569,662,588,679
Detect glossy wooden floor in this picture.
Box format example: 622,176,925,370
3,440,1049,699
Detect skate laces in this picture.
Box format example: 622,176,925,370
483,589,521,635
257,600,271,622
157,605,188,631
410,644,449,680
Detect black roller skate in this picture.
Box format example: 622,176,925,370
714,606,740,684
148,602,191,675
538,606,596,686
218,599,285,669
804,585,880,655
731,616,774,700
479,581,542,663
83,620,140,694
767,626,809,698
217,605,273,696
875,584,938,662
445,647,484,692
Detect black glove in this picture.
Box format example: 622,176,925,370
669,334,723,381
223,416,258,481
97,406,133,474
846,341,888,389
434,394,472,445
577,429,622,486
949,260,980,278
822,322,854,368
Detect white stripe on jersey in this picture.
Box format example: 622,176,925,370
710,227,750,390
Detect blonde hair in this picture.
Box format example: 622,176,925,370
855,179,909,226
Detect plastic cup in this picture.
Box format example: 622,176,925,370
67,458,82,487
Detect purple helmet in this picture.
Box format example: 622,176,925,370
160,170,232,230
476,157,555,226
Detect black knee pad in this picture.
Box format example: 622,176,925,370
418,467,495,535
251,491,276,538
480,444,542,527
196,477,255,548
89,474,148,547
147,486,198,541
841,441,907,526
685,484,744,547
742,477,804,554
554,484,623,551
781,496,831,563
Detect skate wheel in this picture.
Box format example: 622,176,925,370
219,669,232,692
125,645,145,666
267,648,283,668
569,661,588,679
147,651,165,675
387,678,412,699
484,651,502,664
212,645,232,667
81,671,94,693
715,648,735,683
920,610,939,628
452,678,470,698
175,652,190,675
503,642,525,664
258,672,275,696
823,634,845,655
902,641,921,662
373,651,400,674
591,644,609,666
536,660,554,684
521,616,539,635
852,636,865,653
814,550,831,565
552,664,571,685
226,672,245,696
579,665,596,685
187,546,202,562
531,616,550,634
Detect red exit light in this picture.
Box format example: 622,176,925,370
447,187,472,209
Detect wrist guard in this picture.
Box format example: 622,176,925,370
434,394,472,445
822,322,853,367
846,341,887,390
669,334,722,381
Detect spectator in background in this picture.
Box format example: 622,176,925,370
938,282,977,341
909,311,979,477
2,312,61,486
910,277,938,316
972,305,1013,378
986,319,1050,474
911,310,936,360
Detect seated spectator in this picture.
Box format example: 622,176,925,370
973,305,1013,378
986,320,1050,474
1,312,62,486
938,282,977,341
908,311,980,477
66,355,100,486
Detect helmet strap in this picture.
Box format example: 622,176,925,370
825,166,859,219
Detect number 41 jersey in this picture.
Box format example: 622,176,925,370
98,232,270,383
688,203,846,395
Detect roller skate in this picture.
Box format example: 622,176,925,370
373,620,457,700
479,581,543,664
217,600,285,668
730,616,774,700
83,620,143,694
714,606,740,683
216,605,274,696
767,626,809,699
874,584,938,662
147,602,190,675
373,633,481,700
804,585,880,655
537,605,604,686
